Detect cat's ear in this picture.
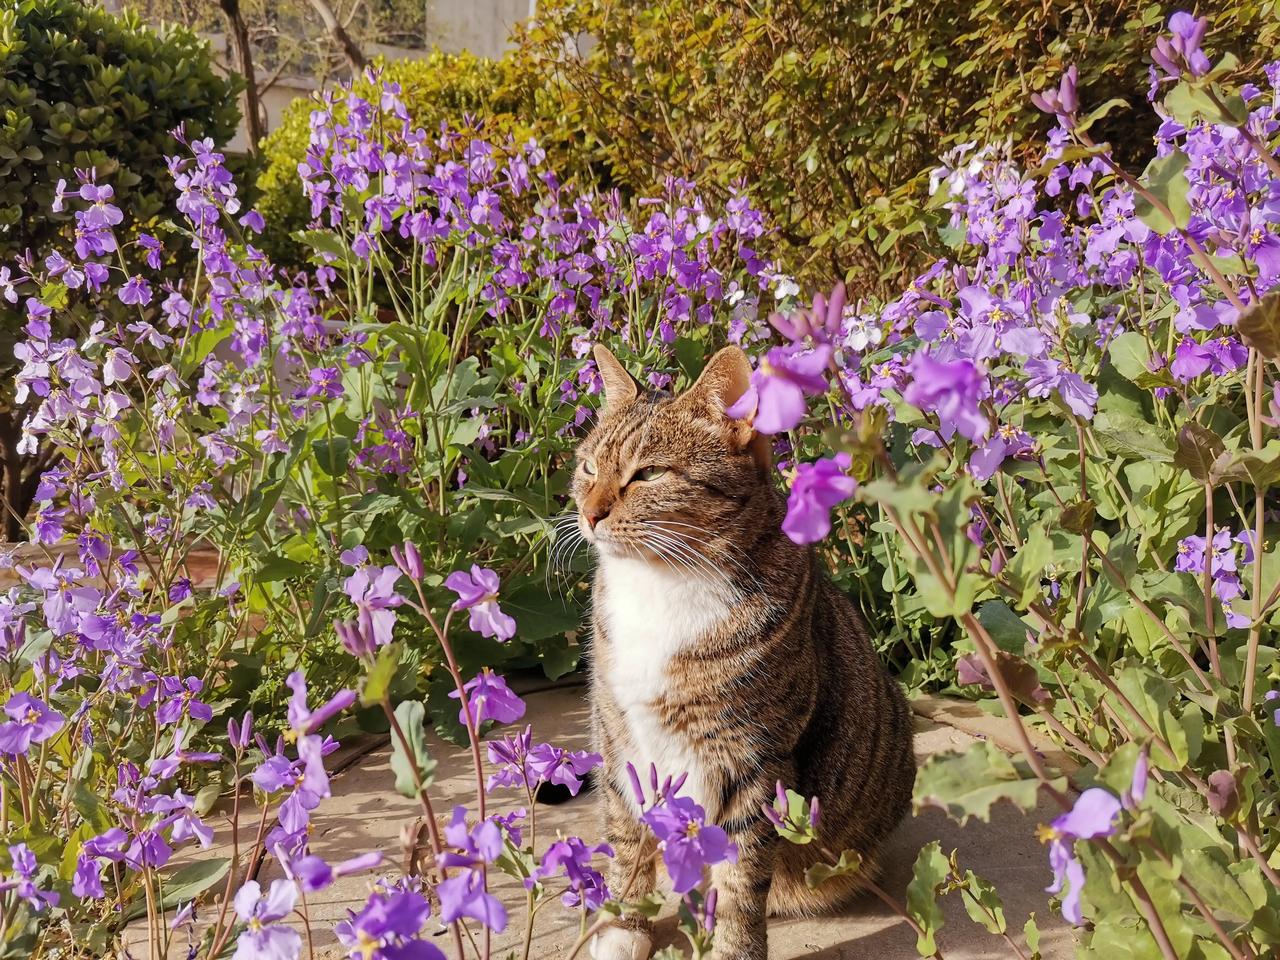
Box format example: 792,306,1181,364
682,346,770,471
685,345,751,413
593,344,641,413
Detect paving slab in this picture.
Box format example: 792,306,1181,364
127,684,1074,959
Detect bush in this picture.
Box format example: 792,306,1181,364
256,50,601,264
0,0,240,537
514,0,1280,295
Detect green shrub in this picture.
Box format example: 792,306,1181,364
256,50,600,264
514,0,1280,294
0,0,239,538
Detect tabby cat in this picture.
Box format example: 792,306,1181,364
576,344,916,960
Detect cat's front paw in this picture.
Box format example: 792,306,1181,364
590,925,652,960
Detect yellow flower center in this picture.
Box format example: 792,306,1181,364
684,821,701,839
1251,228,1264,245
21,708,39,726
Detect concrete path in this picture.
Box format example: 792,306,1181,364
130,683,1074,958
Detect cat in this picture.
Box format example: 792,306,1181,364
576,344,916,960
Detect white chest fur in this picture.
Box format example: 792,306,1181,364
597,555,733,817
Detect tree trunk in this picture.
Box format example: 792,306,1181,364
219,0,266,152
306,0,367,73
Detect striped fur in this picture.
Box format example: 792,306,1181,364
579,346,916,960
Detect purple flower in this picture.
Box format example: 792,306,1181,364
726,343,831,435
529,838,614,910
1031,65,1080,118
903,354,991,442
641,795,737,894
782,453,857,544
0,692,64,755
343,565,404,648
1152,12,1211,78
0,844,58,912
445,565,516,640
1042,788,1121,925
1170,337,1213,381
287,851,383,893
527,742,601,796
155,676,214,726
118,276,153,306
436,870,507,932
485,726,600,795
233,879,301,960
450,669,525,727
1022,358,1097,419
73,853,105,899
969,425,1035,482
335,887,443,960
285,670,356,737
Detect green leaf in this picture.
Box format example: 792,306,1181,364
1107,331,1153,382
1024,914,1041,960
805,849,863,889
914,741,1064,825
905,841,948,956
1092,411,1174,462
125,858,231,919
296,228,351,264
389,699,436,799
361,640,403,707
313,438,351,477
1002,525,1051,609
255,553,308,582
961,870,1006,934
1135,151,1190,234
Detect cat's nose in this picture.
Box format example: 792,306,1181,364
583,506,609,530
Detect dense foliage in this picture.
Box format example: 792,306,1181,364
3,4,1280,959
0,0,240,537
259,0,1280,296
750,17,1280,957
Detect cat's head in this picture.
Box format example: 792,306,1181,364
571,344,772,565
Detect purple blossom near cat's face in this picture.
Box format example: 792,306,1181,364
445,565,515,640
781,453,857,545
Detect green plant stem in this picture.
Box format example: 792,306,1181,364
1242,350,1267,711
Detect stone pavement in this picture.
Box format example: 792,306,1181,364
130,683,1075,959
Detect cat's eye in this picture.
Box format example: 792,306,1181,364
634,465,669,482
581,460,597,477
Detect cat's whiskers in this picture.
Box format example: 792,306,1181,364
647,518,765,594
638,525,740,598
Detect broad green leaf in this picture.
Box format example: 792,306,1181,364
389,699,436,799
361,640,403,706
914,741,1064,824
961,869,1006,934
1093,411,1174,462
905,841,948,956
1135,151,1191,234
1024,914,1041,960
805,848,863,888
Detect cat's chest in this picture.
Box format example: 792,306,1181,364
595,556,733,815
